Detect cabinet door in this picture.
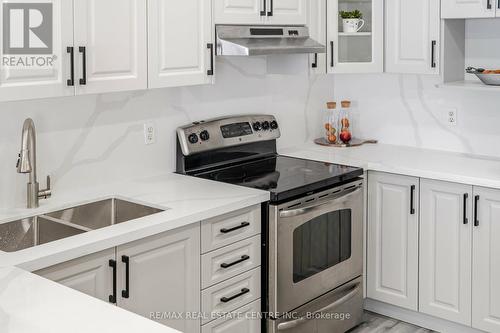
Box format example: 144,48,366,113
308,0,326,74
367,172,419,311
35,249,116,303
385,0,440,74
327,0,384,73
419,179,472,325
441,0,494,18
0,0,74,101
73,0,147,95
268,0,307,25
472,187,500,333
148,0,213,88
213,0,265,25
117,224,201,333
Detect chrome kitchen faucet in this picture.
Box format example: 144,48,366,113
16,118,51,208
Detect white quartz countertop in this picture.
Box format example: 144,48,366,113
281,142,500,189
0,266,180,333
0,172,269,271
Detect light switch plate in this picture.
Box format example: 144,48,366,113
144,122,156,145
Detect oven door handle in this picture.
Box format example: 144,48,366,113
279,185,362,218
276,281,362,331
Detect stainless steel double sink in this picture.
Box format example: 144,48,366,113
0,199,164,253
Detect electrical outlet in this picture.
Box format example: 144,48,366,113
446,109,457,127
144,122,156,145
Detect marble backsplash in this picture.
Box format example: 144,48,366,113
1,56,500,209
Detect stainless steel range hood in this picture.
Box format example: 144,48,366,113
216,25,325,56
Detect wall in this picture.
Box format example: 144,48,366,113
2,54,500,210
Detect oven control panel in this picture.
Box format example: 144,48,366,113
177,115,281,156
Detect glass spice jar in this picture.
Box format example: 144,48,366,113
324,102,338,143
339,100,353,144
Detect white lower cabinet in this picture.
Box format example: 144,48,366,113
116,225,201,333
419,179,472,325
472,186,500,333
35,248,116,303
201,300,261,333
367,171,419,311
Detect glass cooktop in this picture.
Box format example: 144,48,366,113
194,155,363,203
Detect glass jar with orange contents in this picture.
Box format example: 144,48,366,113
339,100,353,144
324,102,339,143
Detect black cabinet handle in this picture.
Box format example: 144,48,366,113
330,41,334,67
498,0,500,9
463,193,469,225
67,47,74,86
267,0,273,16
487,0,492,9
109,259,117,303
410,185,416,215
221,255,250,269
220,222,250,234
474,195,480,226
221,288,250,303
207,43,214,76
260,0,266,16
121,256,130,298
312,53,318,68
431,40,437,68
79,46,87,85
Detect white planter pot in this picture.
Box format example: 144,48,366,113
342,18,365,33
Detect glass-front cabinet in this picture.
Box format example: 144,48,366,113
327,0,384,73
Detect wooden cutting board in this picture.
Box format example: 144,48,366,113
314,138,378,148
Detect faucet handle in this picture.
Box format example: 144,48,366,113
38,175,52,200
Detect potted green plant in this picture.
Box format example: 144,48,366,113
339,10,365,33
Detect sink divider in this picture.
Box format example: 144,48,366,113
39,214,93,232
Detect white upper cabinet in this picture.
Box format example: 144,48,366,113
385,0,440,74
308,0,326,73
213,0,306,25
327,0,384,73
419,180,472,325
148,0,213,88
442,0,495,18
367,172,419,311
472,187,500,333
0,0,74,101
73,0,147,95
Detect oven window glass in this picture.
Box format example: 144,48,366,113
293,209,352,283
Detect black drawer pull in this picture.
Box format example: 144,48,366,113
220,255,250,269
431,40,437,68
221,288,250,303
109,259,117,304
207,43,214,76
220,222,250,234
121,255,130,298
463,193,469,225
410,185,416,215
67,46,74,86
267,0,273,16
474,195,480,227
312,53,318,68
260,0,266,16
79,46,87,85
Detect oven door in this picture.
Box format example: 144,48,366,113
269,180,363,314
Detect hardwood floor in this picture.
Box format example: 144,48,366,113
349,312,436,333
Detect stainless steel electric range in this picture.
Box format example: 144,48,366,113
176,115,364,333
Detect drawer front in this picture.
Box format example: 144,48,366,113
201,205,261,253
202,268,261,325
202,235,261,288
202,299,261,333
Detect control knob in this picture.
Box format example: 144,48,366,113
262,121,270,130
253,122,262,131
270,121,278,130
188,133,198,144
200,130,210,141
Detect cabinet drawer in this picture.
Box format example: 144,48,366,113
201,299,261,333
202,235,261,288
201,268,261,325
201,205,261,253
